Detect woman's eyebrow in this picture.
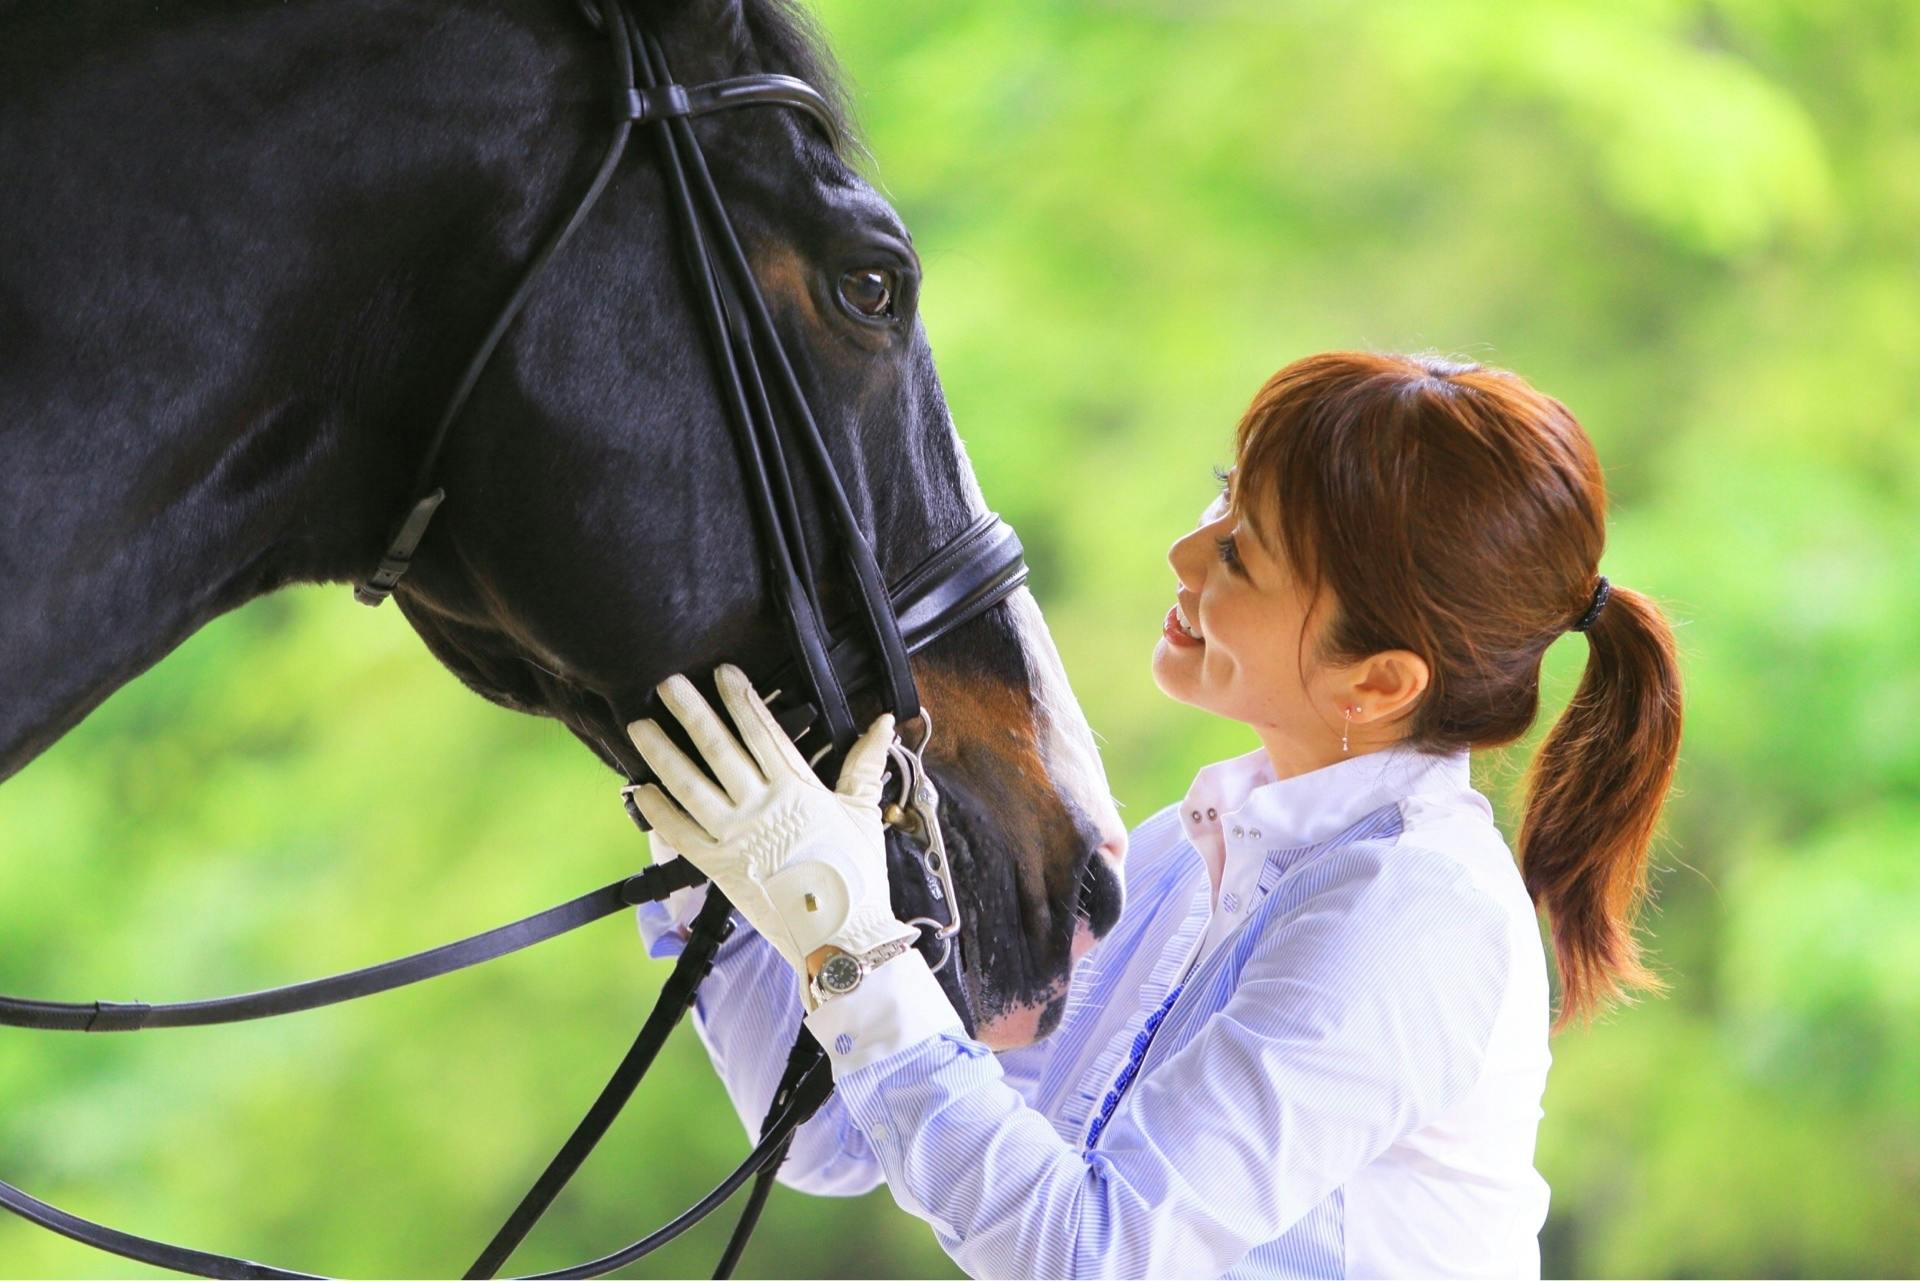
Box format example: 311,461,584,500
1238,505,1284,564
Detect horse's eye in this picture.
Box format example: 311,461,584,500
838,268,896,319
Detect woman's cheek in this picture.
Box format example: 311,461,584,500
1203,603,1240,676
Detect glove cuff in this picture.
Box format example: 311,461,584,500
829,905,923,958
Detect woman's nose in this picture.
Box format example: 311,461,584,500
1167,526,1208,594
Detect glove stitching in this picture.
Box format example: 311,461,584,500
742,798,813,878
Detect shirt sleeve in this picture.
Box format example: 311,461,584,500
636,901,886,1197
805,845,1512,1279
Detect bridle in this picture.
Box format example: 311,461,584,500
0,3,1028,1276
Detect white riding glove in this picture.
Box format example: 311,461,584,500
625,663,918,1003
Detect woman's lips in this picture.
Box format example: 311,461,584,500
1162,604,1202,648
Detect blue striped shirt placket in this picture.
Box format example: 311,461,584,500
1085,981,1185,1151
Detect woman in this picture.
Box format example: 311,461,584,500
627,351,1685,1278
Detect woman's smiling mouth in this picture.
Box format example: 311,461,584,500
1163,600,1204,648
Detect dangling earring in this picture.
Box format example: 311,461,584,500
1341,705,1357,754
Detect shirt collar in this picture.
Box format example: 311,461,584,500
1177,741,1473,888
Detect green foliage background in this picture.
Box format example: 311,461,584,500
4,0,1917,1276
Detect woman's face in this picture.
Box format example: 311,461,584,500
1151,474,1349,769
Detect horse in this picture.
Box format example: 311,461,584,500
0,0,1127,1050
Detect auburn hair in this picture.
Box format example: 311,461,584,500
1233,351,1684,1029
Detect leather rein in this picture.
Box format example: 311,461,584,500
0,2,1027,1276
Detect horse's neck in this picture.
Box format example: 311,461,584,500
0,1,588,781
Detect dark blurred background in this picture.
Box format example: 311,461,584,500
4,0,1917,1276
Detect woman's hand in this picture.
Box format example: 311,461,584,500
625,663,919,1002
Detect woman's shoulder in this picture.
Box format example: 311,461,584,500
1272,796,1546,1037
1393,784,1535,922
1255,790,1525,970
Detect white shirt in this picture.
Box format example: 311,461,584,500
640,741,1553,1277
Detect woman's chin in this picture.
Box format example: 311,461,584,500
1150,640,1207,707
1149,636,1186,693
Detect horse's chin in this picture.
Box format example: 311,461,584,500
967,914,1099,1050
973,986,1069,1051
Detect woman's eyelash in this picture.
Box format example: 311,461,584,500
1215,534,1242,571
1211,464,1232,493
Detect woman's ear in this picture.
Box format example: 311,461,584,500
1344,649,1431,727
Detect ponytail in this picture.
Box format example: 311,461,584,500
1517,584,1684,1028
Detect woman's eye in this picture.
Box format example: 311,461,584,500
838,268,896,318
1202,464,1235,524
1215,534,1243,573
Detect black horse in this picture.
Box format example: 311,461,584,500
0,0,1126,1046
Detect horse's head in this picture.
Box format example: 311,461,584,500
384,0,1124,1046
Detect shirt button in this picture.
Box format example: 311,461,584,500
870,1123,890,1140
1190,808,1202,822
1205,807,1217,820
1230,825,1243,838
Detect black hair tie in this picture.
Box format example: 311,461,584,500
1571,576,1612,633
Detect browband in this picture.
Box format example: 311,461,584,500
617,74,841,150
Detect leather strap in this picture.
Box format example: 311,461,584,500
354,41,840,611
711,1031,825,1279
0,1047,834,1281
517,1056,833,1280
352,489,444,606
0,1181,320,1281
0,859,705,1033
464,890,738,1278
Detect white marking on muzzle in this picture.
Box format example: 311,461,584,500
1002,587,1128,870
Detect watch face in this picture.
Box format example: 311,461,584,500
821,954,863,995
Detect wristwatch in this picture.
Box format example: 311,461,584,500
807,936,916,1007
